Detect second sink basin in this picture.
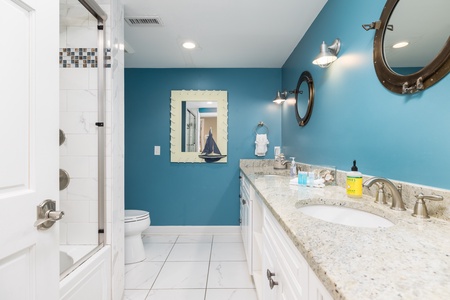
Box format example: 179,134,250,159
298,204,394,228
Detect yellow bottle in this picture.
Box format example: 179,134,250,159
347,160,362,198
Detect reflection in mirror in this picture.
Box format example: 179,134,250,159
295,71,314,127
296,81,308,121
171,90,227,163
371,0,450,94
182,101,217,152
383,0,450,76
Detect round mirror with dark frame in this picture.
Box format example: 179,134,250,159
295,71,314,127
372,0,450,94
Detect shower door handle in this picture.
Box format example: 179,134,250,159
34,199,65,230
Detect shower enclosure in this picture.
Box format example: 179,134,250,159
59,0,107,278
185,109,197,152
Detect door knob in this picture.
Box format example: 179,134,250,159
34,199,64,230
48,210,64,221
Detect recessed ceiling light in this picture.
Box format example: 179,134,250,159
182,42,196,49
393,41,409,49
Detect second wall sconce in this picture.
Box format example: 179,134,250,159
273,90,296,104
273,91,288,104
312,38,341,68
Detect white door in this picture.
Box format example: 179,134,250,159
0,0,59,299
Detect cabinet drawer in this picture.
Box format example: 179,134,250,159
240,173,251,197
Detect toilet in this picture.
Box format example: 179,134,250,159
124,209,150,264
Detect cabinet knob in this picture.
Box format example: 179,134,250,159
267,269,278,289
269,278,279,289
266,269,275,280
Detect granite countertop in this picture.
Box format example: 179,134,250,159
240,163,450,300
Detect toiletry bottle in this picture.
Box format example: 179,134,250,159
290,157,296,177
347,160,362,198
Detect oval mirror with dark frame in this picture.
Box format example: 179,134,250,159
295,71,315,126
371,0,450,94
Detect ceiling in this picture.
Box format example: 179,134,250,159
122,0,328,68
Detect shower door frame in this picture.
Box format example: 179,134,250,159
60,0,107,279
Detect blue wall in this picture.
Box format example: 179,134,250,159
281,0,450,189
125,69,281,225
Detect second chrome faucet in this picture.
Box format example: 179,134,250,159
363,177,406,211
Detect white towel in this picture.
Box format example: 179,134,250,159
289,177,325,188
255,134,269,156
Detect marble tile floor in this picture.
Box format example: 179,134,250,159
123,233,258,300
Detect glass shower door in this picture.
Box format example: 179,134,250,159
59,0,107,277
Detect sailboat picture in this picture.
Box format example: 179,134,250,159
198,128,227,163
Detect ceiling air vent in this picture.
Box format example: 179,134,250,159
125,16,163,27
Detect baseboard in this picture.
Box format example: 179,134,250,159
143,226,240,235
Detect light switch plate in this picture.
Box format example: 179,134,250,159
154,146,160,155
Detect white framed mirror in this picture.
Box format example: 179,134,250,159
170,90,228,163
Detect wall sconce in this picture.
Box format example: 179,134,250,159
273,90,296,104
273,91,287,104
312,38,341,68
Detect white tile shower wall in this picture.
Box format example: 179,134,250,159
66,27,98,47
60,69,90,89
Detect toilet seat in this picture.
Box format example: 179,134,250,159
125,210,149,223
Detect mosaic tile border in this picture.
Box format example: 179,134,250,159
59,48,111,68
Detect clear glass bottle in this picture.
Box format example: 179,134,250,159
290,157,296,177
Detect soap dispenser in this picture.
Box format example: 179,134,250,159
289,157,297,177
346,160,362,198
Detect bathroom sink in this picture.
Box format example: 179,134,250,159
298,205,394,228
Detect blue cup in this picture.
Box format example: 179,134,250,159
298,171,307,185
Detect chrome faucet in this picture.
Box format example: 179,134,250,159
363,177,406,211
274,153,288,169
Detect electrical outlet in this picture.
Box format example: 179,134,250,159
154,146,160,155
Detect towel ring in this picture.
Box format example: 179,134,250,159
254,121,269,135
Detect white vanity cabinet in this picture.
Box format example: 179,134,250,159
240,171,333,300
262,205,309,300
252,191,264,298
240,173,253,273
240,174,263,298
259,206,334,300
